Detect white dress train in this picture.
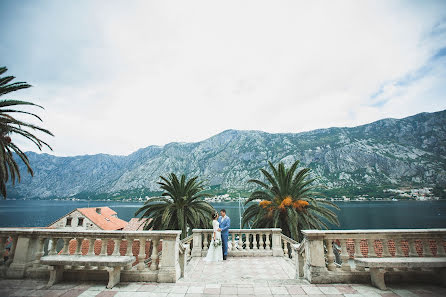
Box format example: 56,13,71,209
204,220,223,262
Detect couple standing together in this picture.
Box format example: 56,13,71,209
204,209,230,262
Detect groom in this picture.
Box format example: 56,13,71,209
217,209,230,260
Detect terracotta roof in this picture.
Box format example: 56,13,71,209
123,218,151,231
77,207,128,230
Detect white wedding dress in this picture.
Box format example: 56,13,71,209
204,220,223,262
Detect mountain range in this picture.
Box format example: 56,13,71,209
8,110,446,199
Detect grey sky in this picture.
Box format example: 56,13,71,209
1,0,446,156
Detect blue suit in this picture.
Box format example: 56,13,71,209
218,216,230,256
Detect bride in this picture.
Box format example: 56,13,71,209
204,212,223,262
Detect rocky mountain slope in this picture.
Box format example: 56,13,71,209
9,110,446,199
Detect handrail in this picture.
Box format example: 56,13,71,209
181,234,193,244
0,228,181,238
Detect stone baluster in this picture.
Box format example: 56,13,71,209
98,238,108,270
408,239,417,257
100,238,108,256
353,239,365,271
393,239,407,271
231,234,236,251
354,239,363,258
61,238,70,255
339,239,351,271
326,239,336,271
48,237,57,255
422,239,433,257
242,233,248,250
436,239,445,256
283,240,289,257
367,239,376,257
253,233,258,250
238,232,243,250
125,238,134,270
33,237,46,268
150,238,159,271
265,233,271,250
87,238,95,256
112,238,122,256
203,233,209,252
382,239,391,257
75,238,83,255
395,239,403,257
137,237,146,271
260,233,265,250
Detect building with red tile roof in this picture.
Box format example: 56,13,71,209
123,218,151,231
48,207,128,231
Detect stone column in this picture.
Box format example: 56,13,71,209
7,235,36,278
157,232,181,283
303,234,326,282
271,229,283,256
191,229,203,257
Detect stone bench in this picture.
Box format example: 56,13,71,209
355,257,446,290
40,255,135,288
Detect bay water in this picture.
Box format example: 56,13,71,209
0,199,445,230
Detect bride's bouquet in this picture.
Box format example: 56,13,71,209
213,238,222,247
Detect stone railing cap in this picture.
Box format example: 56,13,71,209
0,228,182,238
302,228,446,238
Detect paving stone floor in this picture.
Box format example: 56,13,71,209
0,257,445,297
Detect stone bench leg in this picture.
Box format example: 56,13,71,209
106,266,121,289
370,268,386,290
47,265,64,287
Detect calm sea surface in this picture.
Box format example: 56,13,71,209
0,199,445,229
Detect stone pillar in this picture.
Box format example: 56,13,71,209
191,230,202,257
271,229,283,256
7,236,36,278
157,232,181,283
303,235,326,282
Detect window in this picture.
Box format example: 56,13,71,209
66,217,72,226
78,217,84,226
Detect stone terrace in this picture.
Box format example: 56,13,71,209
1,263,445,297
1,228,445,296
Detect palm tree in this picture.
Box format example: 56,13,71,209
0,66,53,198
242,160,339,241
135,173,214,239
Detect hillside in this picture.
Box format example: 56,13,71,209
8,110,446,199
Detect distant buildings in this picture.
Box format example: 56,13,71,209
384,187,437,201
48,207,128,231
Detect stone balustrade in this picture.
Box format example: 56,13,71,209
2,227,444,286
0,228,182,283
191,228,283,257
299,229,446,284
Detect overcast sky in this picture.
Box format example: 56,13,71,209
1,0,445,156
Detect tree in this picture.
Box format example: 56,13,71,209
242,160,339,241
0,66,53,198
135,173,214,239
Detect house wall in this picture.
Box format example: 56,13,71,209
49,210,100,230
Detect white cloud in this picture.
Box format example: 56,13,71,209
2,0,446,156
